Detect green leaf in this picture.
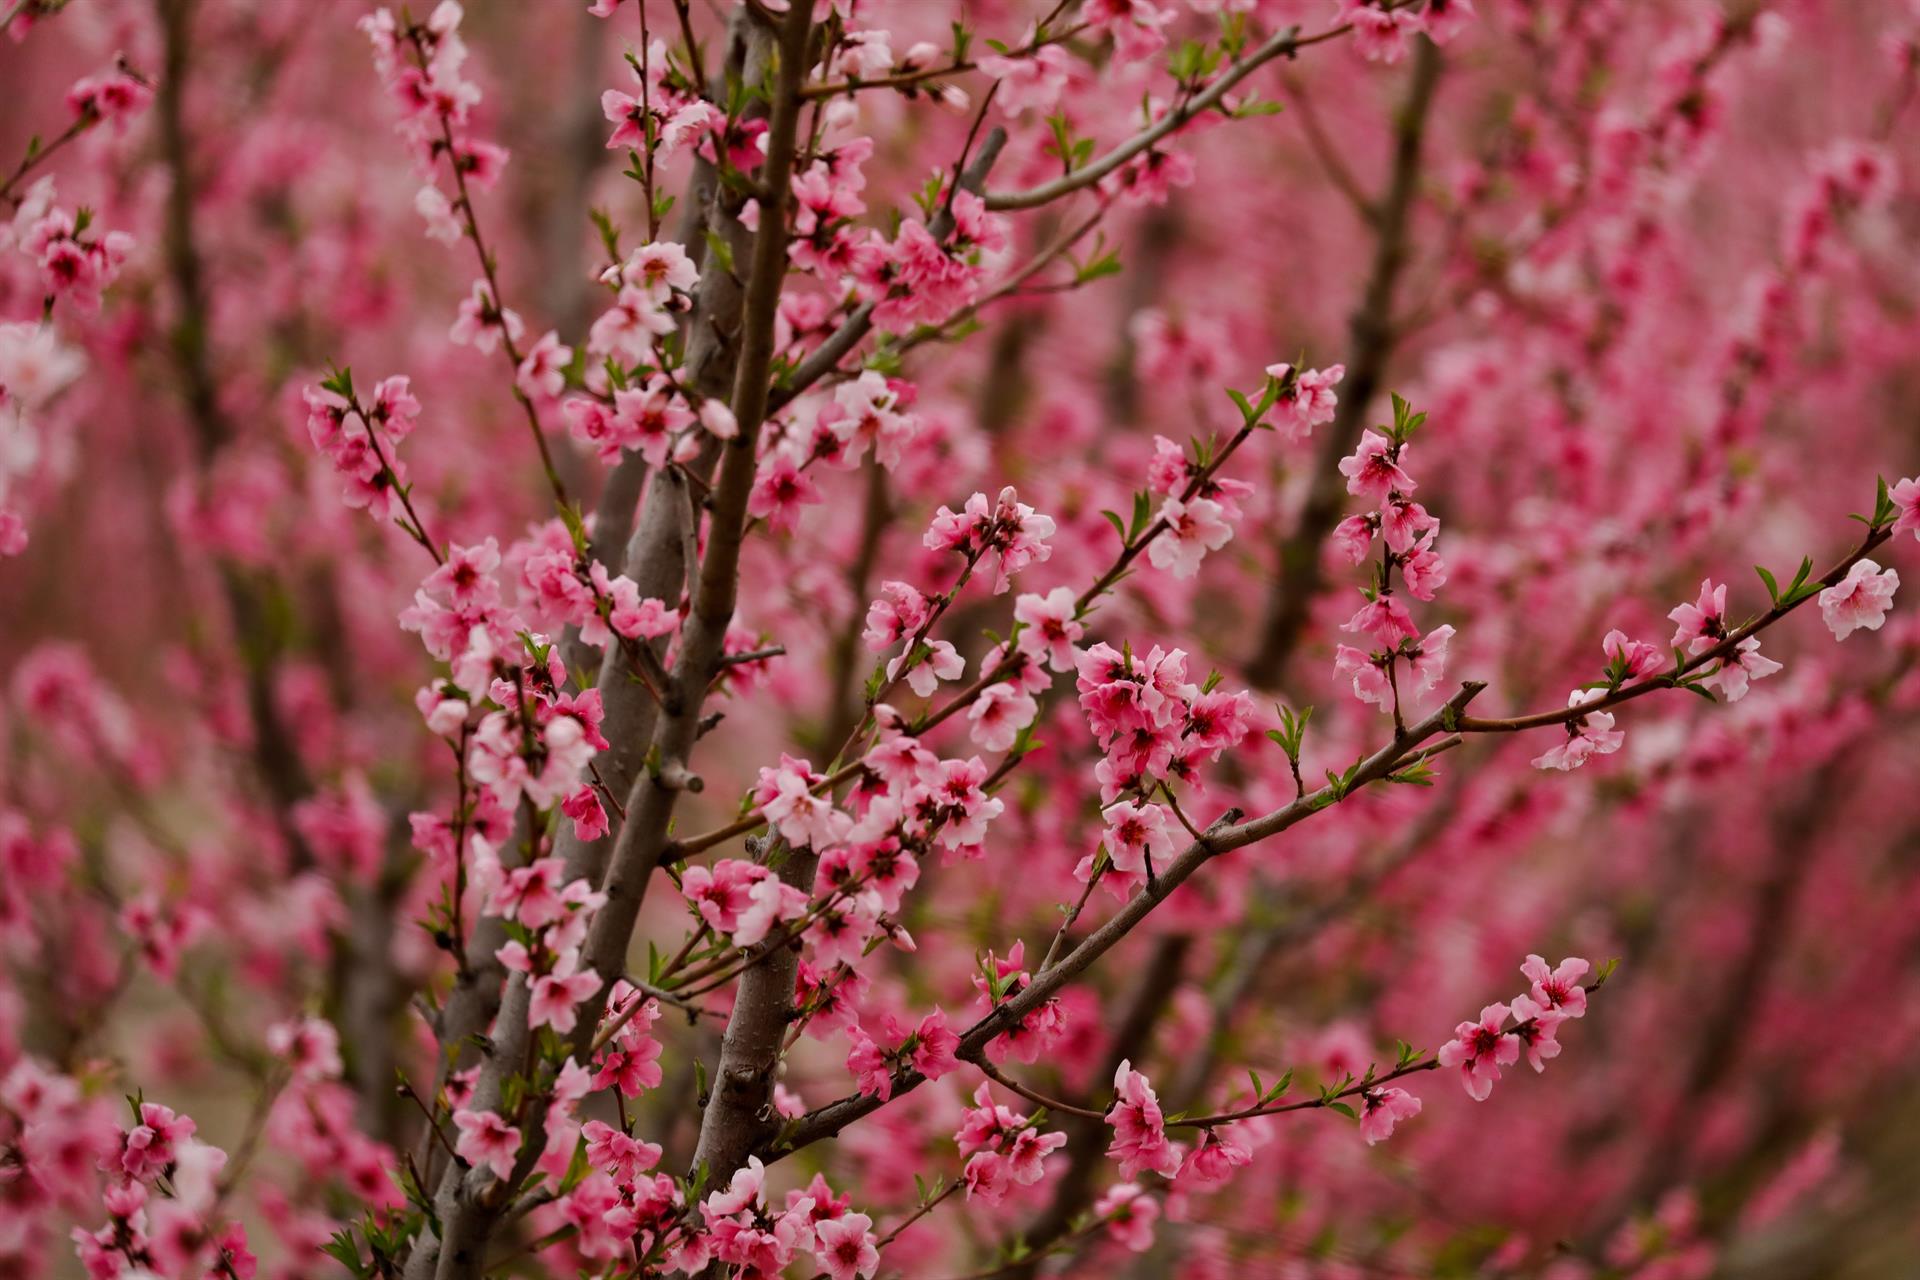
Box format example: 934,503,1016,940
1327,1101,1357,1119
1100,509,1129,546
703,228,735,276
1129,489,1155,540
1755,564,1780,606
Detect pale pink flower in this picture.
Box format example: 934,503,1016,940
1891,477,1920,542
1516,954,1590,1019
1531,690,1624,771
1819,558,1899,640
1147,496,1234,579
1358,1086,1422,1144
1264,361,1344,441
1705,637,1783,702
529,956,603,1034
1013,586,1084,671
1335,644,1392,711
968,682,1037,753
514,330,571,400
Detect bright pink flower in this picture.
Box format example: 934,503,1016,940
1668,578,1729,656
1819,558,1899,640
448,279,523,353
909,1009,960,1079
1101,800,1178,875
582,1119,662,1183
846,1026,892,1099
1603,629,1663,679
813,1212,879,1280
1343,593,1419,647
889,638,963,696
452,1108,521,1180
749,449,824,534
1347,2,1423,63
1380,497,1438,554
1435,1002,1520,1101
1179,1127,1252,1187
120,1102,197,1181
1513,1010,1565,1072
1105,1059,1181,1178
1339,430,1417,505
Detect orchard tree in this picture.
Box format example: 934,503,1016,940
4,1,1920,1278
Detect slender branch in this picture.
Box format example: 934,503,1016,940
981,15,1384,212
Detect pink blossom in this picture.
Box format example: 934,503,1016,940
1092,1181,1160,1252
1101,800,1178,874
1358,1086,1423,1144
1603,629,1663,679
1516,954,1591,1019
1332,512,1378,564
1818,558,1899,640
514,330,570,400
1013,586,1084,671
1668,578,1729,656
864,580,930,651
529,956,602,1034
120,1102,197,1181
1338,430,1417,505
1532,690,1625,771
1179,1127,1252,1186
813,1212,879,1280
1105,1059,1181,1178
1265,361,1345,441
1435,1002,1521,1100
452,1108,521,1180
1343,593,1420,647
1705,637,1783,702
1147,495,1234,579
968,682,1037,753
1891,477,1920,542
749,449,824,534
1335,644,1393,710
846,1026,892,1099
581,1118,661,1182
